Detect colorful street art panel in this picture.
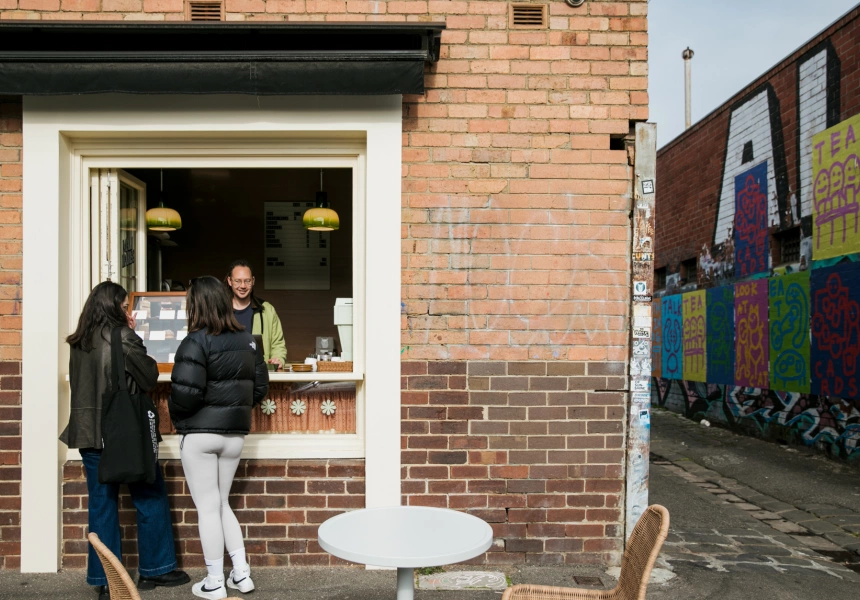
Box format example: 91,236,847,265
735,280,769,388
811,261,860,399
769,273,811,392
652,299,662,378
734,161,770,277
812,113,860,260
662,295,683,380
682,291,706,382
706,286,735,385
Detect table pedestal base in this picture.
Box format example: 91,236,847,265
396,567,414,600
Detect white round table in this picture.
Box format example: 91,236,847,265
318,506,494,600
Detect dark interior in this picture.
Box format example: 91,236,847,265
127,167,353,362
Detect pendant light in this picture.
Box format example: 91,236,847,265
146,169,182,231
303,169,340,231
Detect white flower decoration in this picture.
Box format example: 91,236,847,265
290,399,307,416
260,399,276,416
320,399,337,416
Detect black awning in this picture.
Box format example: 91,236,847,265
0,21,444,95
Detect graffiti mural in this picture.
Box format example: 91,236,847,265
652,378,860,461
662,295,683,380
734,162,770,277
682,291,706,382
769,272,811,392
706,285,735,385
811,261,860,399
653,26,860,461
735,280,769,388
812,113,860,260
652,299,662,378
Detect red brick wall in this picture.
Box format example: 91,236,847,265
0,0,648,570
63,460,366,568
0,95,21,570
655,7,860,273
401,360,627,564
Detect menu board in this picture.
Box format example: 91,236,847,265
128,292,188,368
264,202,331,290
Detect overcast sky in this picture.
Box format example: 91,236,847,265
649,0,859,147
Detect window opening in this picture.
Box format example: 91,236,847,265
680,258,697,286
654,267,667,291
773,226,801,264
99,167,357,437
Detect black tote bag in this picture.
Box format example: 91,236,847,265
98,327,160,485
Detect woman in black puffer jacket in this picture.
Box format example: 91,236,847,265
169,276,268,600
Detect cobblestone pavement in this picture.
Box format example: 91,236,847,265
650,408,860,578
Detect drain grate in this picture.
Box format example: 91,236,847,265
573,576,603,586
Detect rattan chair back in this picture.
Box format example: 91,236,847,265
87,533,142,600
500,504,670,600
615,505,670,599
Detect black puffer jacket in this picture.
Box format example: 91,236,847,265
169,329,269,435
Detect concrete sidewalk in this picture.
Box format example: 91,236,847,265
650,408,860,559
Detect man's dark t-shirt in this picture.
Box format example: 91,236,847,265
234,305,254,334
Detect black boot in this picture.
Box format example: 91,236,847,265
96,585,109,600
137,569,191,590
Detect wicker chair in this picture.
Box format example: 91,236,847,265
501,505,670,600
87,533,241,600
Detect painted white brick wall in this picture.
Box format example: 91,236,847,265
798,49,829,219
714,90,779,245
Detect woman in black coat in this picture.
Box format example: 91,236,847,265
62,281,189,600
169,276,268,600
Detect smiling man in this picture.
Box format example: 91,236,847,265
226,259,287,369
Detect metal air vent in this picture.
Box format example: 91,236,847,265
187,0,223,21
510,3,547,29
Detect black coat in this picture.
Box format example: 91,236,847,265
61,326,159,450
169,329,269,435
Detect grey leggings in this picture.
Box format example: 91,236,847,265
180,433,245,561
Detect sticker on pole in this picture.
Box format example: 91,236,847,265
642,180,654,194
633,281,648,296
632,392,651,404
632,327,651,339
631,378,651,392
630,357,652,376
634,305,652,317
633,339,650,356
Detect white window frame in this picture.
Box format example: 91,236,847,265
21,95,402,572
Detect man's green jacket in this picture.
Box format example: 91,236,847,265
251,301,287,364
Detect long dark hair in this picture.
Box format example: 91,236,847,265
187,276,243,335
226,259,264,311
66,281,129,351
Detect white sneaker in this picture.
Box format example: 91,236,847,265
227,566,255,594
192,576,227,600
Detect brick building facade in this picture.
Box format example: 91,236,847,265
0,0,649,572
653,8,860,459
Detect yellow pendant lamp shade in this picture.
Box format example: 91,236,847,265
146,204,182,231
147,169,182,231
303,190,339,232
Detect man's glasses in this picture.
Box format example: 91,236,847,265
231,279,253,286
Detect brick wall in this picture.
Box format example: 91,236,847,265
402,360,627,564
63,460,366,568
0,0,648,569
0,95,21,570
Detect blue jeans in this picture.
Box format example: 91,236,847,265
80,449,178,586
